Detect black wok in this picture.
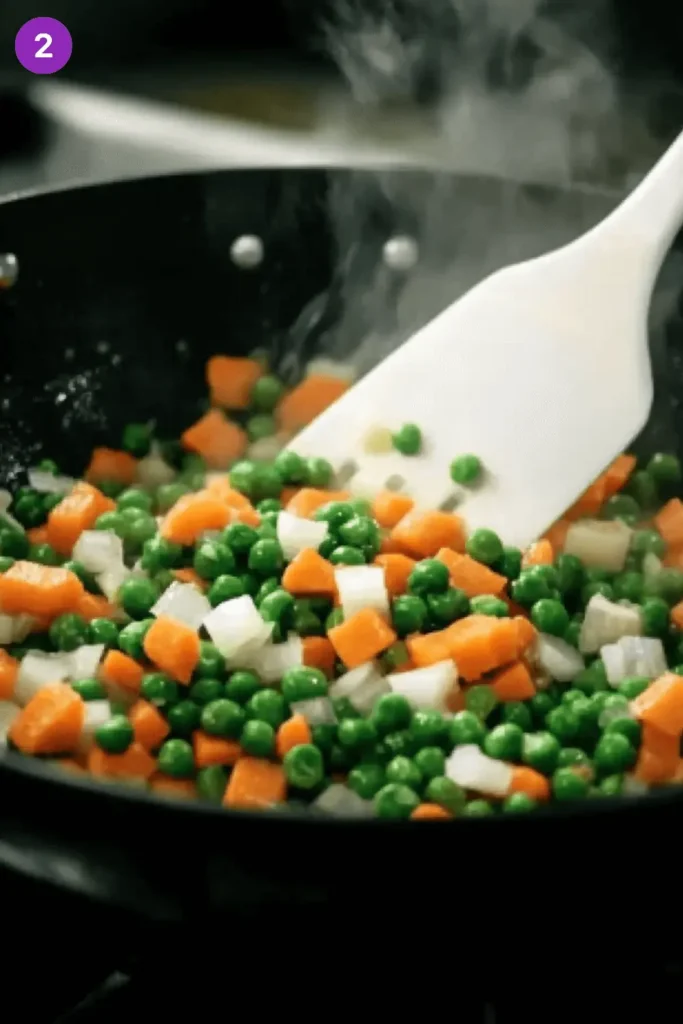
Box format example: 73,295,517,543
1,167,683,937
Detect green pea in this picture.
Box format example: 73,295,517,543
463,799,495,816
413,746,446,780
246,688,286,728
496,546,522,581
449,710,487,748
259,588,294,626
647,568,683,605
469,595,509,618
228,460,258,497
193,540,236,581
612,571,644,603
207,574,245,607
408,559,450,596
222,521,259,556
12,491,45,528
118,618,153,659
251,464,284,501
625,470,658,510
554,553,585,596
552,766,590,801
281,666,328,703
641,597,670,636
240,719,275,757
239,573,260,597
95,715,134,754
122,422,152,457
466,528,504,566
449,454,482,486
605,716,642,747
647,452,681,488
371,693,412,735
29,542,61,566
484,722,524,761
379,642,411,674
338,717,377,749
273,448,308,485
522,731,560,774
311,723,337,757
0,555,15,573
593,732,636,774
391,595,427,636
36,458,59,474
247,538,284,576
0,528,28,559
546,704,580,743
465,685,498,722
503,793,537,813
49,612,89,652
283,743,325,790
167,700,202,737
71,677,106,701
196,765,228,803
530,598,570,637
251,374,285,412
157,738,195,778
347,762,385,799
383,754,420,789
581,581,614,605
200,698,246,739
306,457,333,488
557,747,593,773
598,773,624,797
117,488,153,513
617,676,650,700
572,661,609,696
631,529,666,558
425,775,466,814
380,729,415,760
189,677,224,706
314,501,354,532
374,782,420,818
156,482,190,514
194,640,226,679
500,701,533,731
409,709,449,750
247,414,277,442
120,511,157,549
425,588,470,627
392,423,422,456
117,577,159,619
512,566,556,606
141,672,180,708
602,493,641,525
337,516,380,556
329,545,366,566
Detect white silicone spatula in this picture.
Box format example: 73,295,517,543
289,130,683,548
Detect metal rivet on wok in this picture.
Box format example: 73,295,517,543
383,236,418,271
0,253,19,289
230,235,264,269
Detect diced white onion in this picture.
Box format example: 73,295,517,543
536,634,585,683
152,581,211,631
345,469,381,501
247,434,288,462
245,635,303,684
305,358,356,383
565,519,632,572
135,445,176,489
642,553,662,581
0,613,37,644
15,651,73,705
313,784,374,817
203,595,272,660
335,565,390,620
290,697,337,725
600,635,667,686
77,699,111,751
72,530,124,574
0,701,19,744
277,511,329,560
0,489,25,534
446,744,513,797
579,594,642,655
27,469,76,494
68,644,105,681
387,660,457,712
623,776,649,796
98,564,131,603
348,675,391,715
329,662,379,700
598,701,636,728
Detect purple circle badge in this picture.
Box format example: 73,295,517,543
15,17,72,75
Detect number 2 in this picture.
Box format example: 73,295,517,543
34,33,53,58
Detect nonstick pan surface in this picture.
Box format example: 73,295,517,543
1,168,683,924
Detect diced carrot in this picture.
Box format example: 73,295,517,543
372,491,415,530
632,673,683,736
193,731,242,768
279,487,300,507
285,488,350,519
633,722,680,783
490,661,536,701
88,741,157,780
282,548,337,598
276,374,349,432
542,518,570,553
57,758,86,774
46,481,115,556
143,615,200,684
26,525,49,545
379,534,402,555
85,447,138,486
671,601,683,630
655,499,683,549
129,700,170,751
374,553,417,597
206,477,255,511
207,355,263,409
302,636,336,677
9,682,84,755
331,772,347,784
602,454,636,498
172,568,208,591
223,756,287,809
508,766,551,802
0,649,19,700
663,546,683,570
76,592,118,621
564,477,607,521
521,539,553,568
150,775,197,799
328,607,397,669
181,409,247,469
406,631,452,668
392,511,466,559
275,714,313,759
436,548,506,597
443,615,518,681
445,686,467,713
160,489,233,546
411,803,453,820
100,650,144,694
513,616,538,656
0,561,84,618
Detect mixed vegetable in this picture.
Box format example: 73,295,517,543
2,353,683,820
